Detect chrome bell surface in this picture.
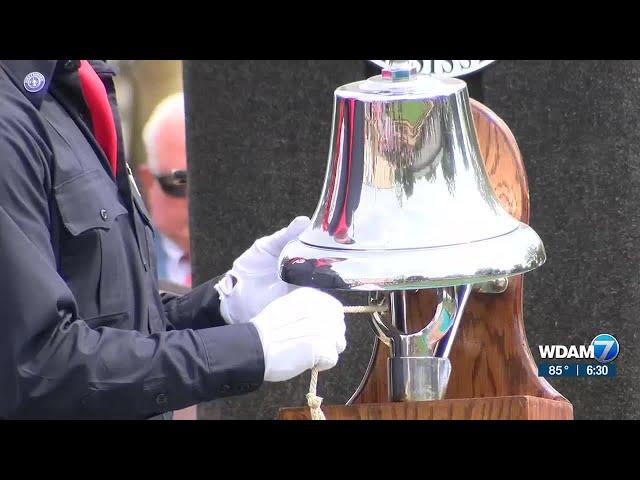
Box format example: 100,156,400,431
279,61,545,291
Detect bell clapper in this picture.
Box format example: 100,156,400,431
363,288,464,402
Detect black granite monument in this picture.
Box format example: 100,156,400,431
482,60,640,420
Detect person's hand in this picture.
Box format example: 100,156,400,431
250,288,347,382
215,216,310,324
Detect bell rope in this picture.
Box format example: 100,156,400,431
306,304,389,421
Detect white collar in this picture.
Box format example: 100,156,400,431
160,234,186,261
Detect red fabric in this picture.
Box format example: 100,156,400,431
77,60,118,176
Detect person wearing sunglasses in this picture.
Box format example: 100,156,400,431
138,94,192,291
137,93,194,419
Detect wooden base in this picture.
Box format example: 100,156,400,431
278,396,573,420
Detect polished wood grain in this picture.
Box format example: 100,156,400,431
349,99,571,409
279,396,573,420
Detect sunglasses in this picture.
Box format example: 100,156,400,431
154,170,188,198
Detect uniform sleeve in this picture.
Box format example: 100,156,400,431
0,128,264,419
161,275,229,330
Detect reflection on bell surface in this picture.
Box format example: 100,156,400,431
279,62,546,291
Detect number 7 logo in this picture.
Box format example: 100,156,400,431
591,334,619,363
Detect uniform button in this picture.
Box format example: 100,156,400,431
100,209,108,221
155,393,168,406
237,383,253,393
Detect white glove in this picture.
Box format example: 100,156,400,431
250,287,347,382
215,216,311,325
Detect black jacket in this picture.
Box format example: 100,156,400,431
0,60,264,419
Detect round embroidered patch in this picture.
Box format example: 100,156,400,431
24,72,46,93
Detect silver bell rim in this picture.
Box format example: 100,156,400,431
279,223,546,291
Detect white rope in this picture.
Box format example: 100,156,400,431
306,367,326,420
306,303,388,420
343,305,388,314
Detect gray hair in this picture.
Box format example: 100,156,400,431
142,92,185,172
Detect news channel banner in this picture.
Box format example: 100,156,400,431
537,334,619,378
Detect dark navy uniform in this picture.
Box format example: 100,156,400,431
0,60,264,419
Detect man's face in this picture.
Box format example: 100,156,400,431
139,113,190,254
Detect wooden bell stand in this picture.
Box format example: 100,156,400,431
279,100,573,420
